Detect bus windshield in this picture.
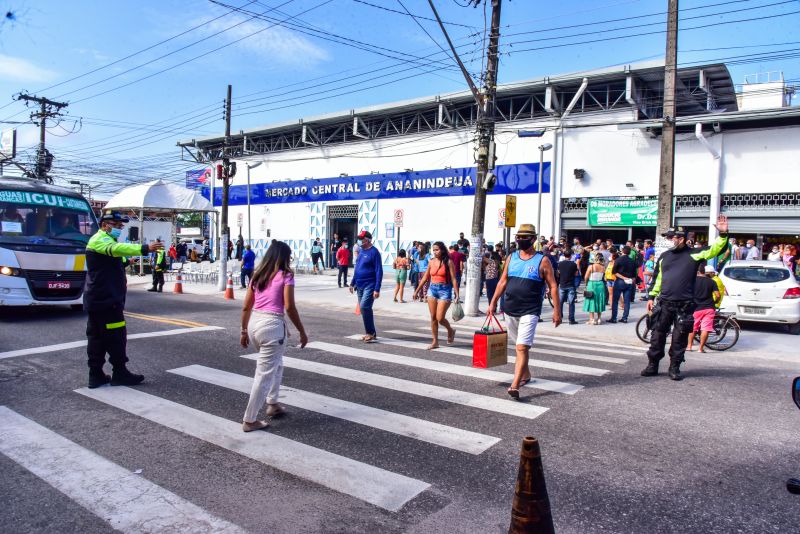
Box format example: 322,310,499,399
0,190,98,246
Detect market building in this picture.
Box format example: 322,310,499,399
178,61,799,265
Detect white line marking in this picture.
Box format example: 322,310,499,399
277,357,549,420
306,342,583,395
349,335,609,377
392,330,627,364
0,406,244,533
75,386,429,512
417,325,644,354
0,326,225,360
170,365,499,455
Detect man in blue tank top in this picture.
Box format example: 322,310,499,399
488,223,561,399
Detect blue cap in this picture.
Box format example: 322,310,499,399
100,210,130,223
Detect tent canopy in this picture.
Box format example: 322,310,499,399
104,179,215,213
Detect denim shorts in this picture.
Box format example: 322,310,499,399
428,283,453,301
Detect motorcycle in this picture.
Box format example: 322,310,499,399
788,377,800,495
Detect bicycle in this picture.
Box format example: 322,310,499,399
545,285,584,308
635,309,741,351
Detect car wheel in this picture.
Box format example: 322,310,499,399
789,322,800,336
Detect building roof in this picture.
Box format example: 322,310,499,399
178,61,738,155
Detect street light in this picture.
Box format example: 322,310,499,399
246,161,263,245
537,143,553,236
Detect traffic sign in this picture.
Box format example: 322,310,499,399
498,208,505,228
237,213,243,228
393,209,404,227
505,195,517,228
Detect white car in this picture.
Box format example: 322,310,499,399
719,260,800,335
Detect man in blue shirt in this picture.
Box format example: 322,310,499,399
240,245,256,288
349,230,383,342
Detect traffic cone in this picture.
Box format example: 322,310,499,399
509,436,555,534
173,272,184,294
224,273,235,300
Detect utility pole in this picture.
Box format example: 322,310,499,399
218,84,233,290
15,94,68,183
655,0,679,247
427,0,502,316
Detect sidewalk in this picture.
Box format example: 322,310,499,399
127,271,798,360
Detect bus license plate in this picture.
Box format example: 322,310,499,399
47,281,71,289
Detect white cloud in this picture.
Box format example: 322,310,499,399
200,15,330,68
0,54,57,82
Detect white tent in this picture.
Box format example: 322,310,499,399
104,179,215,274
104,179,214,213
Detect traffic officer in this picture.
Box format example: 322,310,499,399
148,241,166,292
643,215,729,381
84,210,163,388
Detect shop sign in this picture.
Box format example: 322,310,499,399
209,162,550,206
587,198,657,227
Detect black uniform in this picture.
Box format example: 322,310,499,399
645,235,728,373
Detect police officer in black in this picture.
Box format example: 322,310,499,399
84,210,163,388
642,215,729,381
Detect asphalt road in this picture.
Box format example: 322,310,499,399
1,289,798,533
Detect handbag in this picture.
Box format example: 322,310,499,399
583,290,595,299
451,299,464,322
473,315,508,368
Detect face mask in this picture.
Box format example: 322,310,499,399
516,238,533,250
772,249,779,253
746,243,752,248
593,246,599,251
109,227,122,239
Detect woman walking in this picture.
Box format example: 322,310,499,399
414,241,459,349
239,241,308,432
393,249,410,302
310,238,323,274
484,250,501,313
583,254,608,324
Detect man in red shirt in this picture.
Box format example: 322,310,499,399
336,241,351,288
448,245,465,288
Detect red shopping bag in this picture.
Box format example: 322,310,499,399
473,314,508,368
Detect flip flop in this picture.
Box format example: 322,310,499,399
519,377,531,387
507,388,520,400
447,331,456,345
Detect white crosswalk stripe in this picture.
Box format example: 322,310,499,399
349,335,609,377
306,341,583,395
75,386,430,512
0,406,245,533
394,329,627,365
249,355,549,420
169,365,500,454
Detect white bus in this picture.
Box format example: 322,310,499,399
0,177,98,308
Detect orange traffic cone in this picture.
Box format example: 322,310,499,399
173,272,184,294
509,436,555,534
224,273,235,300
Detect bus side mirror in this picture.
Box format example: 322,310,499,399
793,377,800,411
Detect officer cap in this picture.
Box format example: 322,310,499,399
661,226,685,238
100,210,130,223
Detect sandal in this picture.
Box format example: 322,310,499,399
447,330,456,345
507,388,520,400
519,377,531,387
362,334,377,343
242,420,269,432
426,343,439,350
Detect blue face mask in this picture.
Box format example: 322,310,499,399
109,228,122,239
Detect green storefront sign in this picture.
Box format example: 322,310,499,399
587,198,657,227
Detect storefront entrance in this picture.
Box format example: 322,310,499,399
327,204,358,266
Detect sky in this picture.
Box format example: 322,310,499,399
0,0,798,196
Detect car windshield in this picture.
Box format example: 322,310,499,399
0,191,97,245
723,266,791,284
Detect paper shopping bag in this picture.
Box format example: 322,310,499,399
473,315,508,368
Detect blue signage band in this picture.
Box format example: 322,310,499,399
202,162,550,206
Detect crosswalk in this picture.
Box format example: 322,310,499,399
1,326,635,529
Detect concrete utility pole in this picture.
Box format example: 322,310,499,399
15,94,68,183
655,0,679,245
466,0,502,316
218,85,233,291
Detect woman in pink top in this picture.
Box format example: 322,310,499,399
239,241,308,432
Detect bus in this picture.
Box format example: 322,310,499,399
0,177,99,308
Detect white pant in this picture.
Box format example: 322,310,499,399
243,312,287,423
506,314,540,348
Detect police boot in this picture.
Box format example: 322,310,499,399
640,359,659,377
88,369,111,389
111,367,145,386
147,287,157,292
668,362,683,381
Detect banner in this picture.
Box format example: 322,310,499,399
185,169,211,192
587,198,657,227
205,162,550,206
